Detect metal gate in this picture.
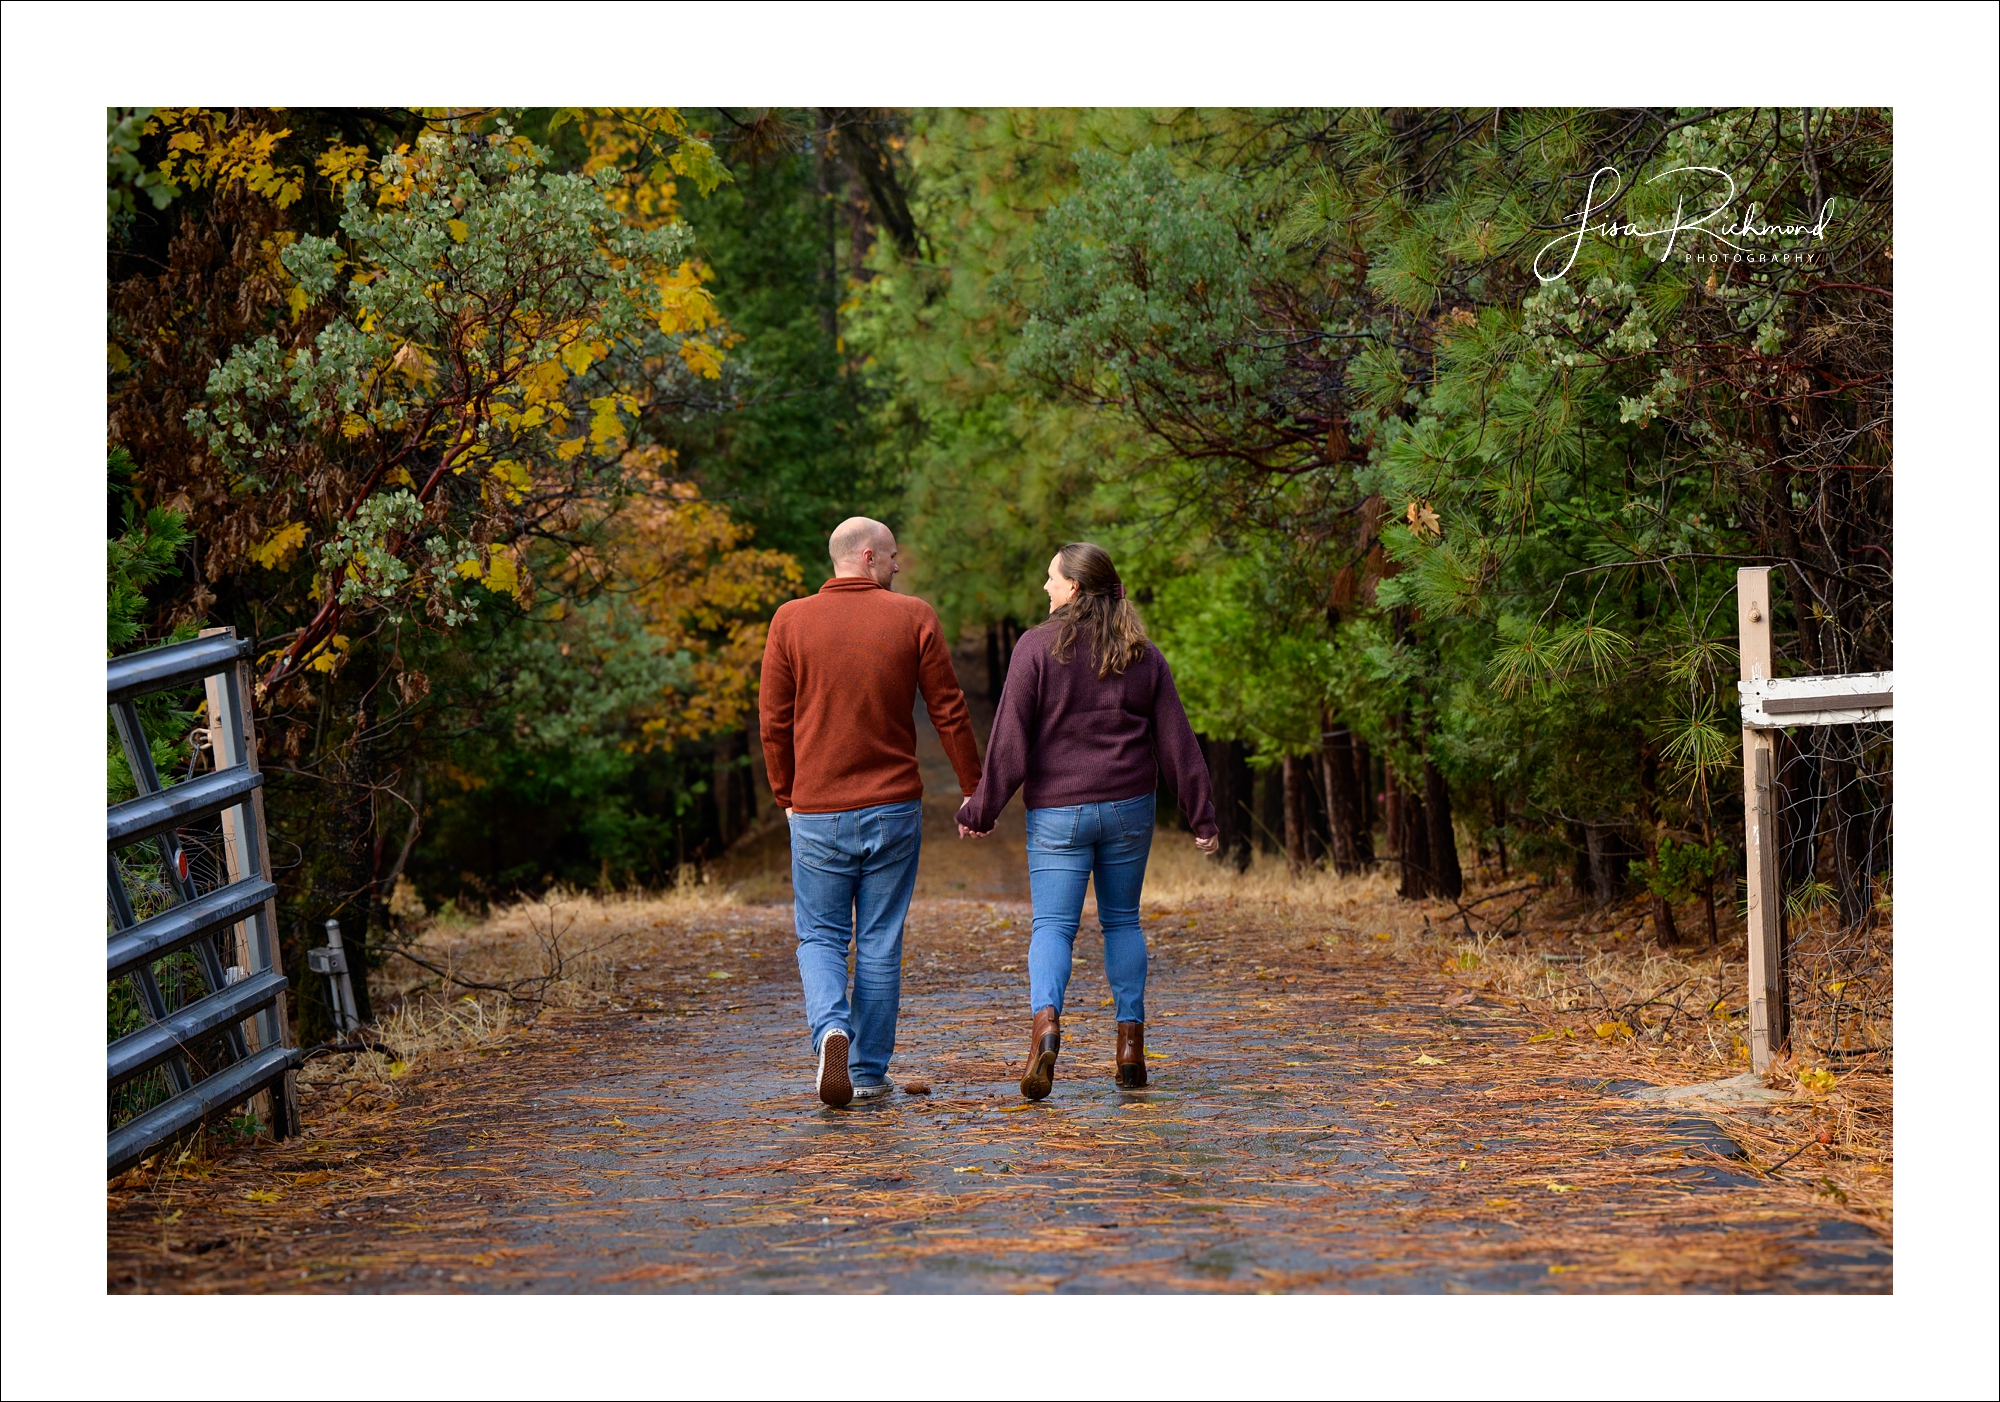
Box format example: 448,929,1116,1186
107,628,299,1176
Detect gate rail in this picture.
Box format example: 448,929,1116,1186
107,628,298,1177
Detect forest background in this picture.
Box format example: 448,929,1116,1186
106,106,1892,1041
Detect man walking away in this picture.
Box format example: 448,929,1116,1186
759,517,983,1106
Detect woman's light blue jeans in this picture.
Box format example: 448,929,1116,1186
1025,793,1156,1024
788,799,923,1084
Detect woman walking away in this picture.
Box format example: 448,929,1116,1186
956,543,1218,1100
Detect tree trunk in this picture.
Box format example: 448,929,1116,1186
1258,763,1284,855
1569,821,1592,896
1322,719,1363,875
985,620,1004,704
1422,758,1463,900
715,729,747,846
1352,739,1376,866
1303,749,1330,865
1201,737,1253,872
1637,745,1678,943
1397,771,1432,899
1281,755,1308,877
1491,788,1509,880
1383,778,1402,865
1584,823,1618,905
1226,740,1253,872
815,112,839,344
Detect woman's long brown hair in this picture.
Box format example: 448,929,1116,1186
1046,542,1150,678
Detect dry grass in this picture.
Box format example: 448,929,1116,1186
290,880,748,1114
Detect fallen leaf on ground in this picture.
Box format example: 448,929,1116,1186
1413,1054,1447,1066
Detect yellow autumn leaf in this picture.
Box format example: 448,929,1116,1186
490,458,533,504
1545,1181,1572,1193
242,1188,282,1204
388,1060,409,1078
560,339,600,376
306,633,351,673
1799,1068,1837,1093
249,521,308,570
588,394,633,454
1594,1021,1634,1040
1527,1029,1564,1043
952,1166,983,1174
446,218,469,242
556,435,588,461
483,547,520,599
1412,1053,1447,1066
678,338,726,380
385,467,415,487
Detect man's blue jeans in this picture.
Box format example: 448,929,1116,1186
789,799,923,1083
1025,793,1156,1024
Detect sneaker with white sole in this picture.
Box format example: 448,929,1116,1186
817,1029,853,1107
851,1078,895,1100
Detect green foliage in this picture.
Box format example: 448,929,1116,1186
1636,834,1732,905
107,448,190,651
107,448,200,802
662,119,897,572
411,596,706,889
107,108,179,222
977,107,1889,887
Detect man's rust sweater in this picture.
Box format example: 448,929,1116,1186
758,576,982,813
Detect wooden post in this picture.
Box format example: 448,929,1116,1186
200,626,300,1136
1737,568,1787,1071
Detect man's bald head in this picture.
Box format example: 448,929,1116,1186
829,517,892,564
829,517,899,588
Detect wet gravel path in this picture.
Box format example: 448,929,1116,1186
107,893,1889,1293
108,695,1889,1293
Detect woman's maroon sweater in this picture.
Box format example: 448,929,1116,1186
955,622,1218,839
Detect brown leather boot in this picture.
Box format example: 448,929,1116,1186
1115,1021,1147,1088
1019,1007,1061,1100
